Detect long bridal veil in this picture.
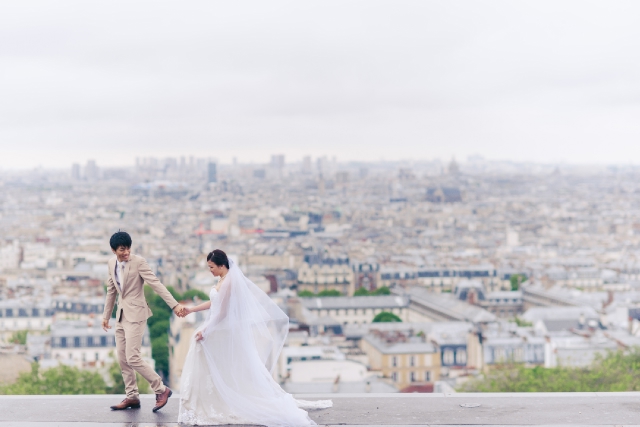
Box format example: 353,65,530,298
179,259,332,426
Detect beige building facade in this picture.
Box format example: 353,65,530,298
360,331,441,390
297,262,355,296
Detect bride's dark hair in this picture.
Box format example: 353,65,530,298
207,249,230,269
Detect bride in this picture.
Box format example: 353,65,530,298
178,249,332,426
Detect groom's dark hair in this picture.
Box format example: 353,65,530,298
207,249,229,268
110,231,132,250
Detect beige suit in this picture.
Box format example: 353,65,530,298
102,254,178,399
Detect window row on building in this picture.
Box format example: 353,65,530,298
484,344,545,365
315,307,405,317
442,348,467,366
0,319,49,329
52,336,117,348
382,268,499,281
389,370,432,383
389,353,433,368
0,308,55,318
53,301,105,314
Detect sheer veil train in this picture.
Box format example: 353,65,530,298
178,258,332,426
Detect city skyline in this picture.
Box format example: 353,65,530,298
4,127,640,399
3,153,640,173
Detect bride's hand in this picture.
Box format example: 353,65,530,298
182,306,192,316
195,331,204,342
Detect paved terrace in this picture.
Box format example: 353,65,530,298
1,393,640,427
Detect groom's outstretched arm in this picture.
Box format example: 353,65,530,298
138,258,182,314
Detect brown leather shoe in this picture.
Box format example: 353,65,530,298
152,387,172,412
110,397,141,410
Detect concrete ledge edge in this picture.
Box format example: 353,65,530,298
3,391,640,399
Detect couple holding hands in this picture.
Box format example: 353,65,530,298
103,231,331,426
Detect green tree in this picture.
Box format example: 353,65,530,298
372,311,402,322
149,319,170,339
151,336,169,376
106,356,150,394
297,290,315,297
514,317,533,327
181,289,210,302
148,303,172,324
0,363,106,395
143,284,174,379
165,286,182,301
510,274,528,291
353,287,370,296
370,286,391,295
9,330,28,345
461,349,640,392
317,289,341,297
144,285,174,319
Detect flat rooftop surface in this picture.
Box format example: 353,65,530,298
2,393,640,426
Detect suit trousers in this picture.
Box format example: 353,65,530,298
115,311,165,398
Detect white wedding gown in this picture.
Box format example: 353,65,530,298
178,261,331,426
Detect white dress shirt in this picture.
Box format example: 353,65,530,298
115,260,127,291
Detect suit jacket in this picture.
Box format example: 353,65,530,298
102,254,179,323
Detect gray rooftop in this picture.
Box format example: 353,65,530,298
343,321,474,340
301,295,410,310
522,305,600,321
486,290,523,299
362,333,438,355
408,287,496,323
50,319,118,338
3,393,640,426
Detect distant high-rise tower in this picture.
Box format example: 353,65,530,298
271,154,285,169
316,157,328,175
71,163,81,180
207,162,217,183
302,156,312,172
448,157,460,175
336,171,349,184
85,160,99,181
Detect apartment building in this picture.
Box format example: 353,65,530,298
360,329,440,390
52,296,105,320
0,300,54,340
49,319,152,368
380,266,510,292
297,259,355,296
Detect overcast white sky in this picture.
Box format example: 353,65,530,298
1,1,639,169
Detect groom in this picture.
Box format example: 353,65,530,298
102,231,186,412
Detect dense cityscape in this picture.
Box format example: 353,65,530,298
3,155,640,393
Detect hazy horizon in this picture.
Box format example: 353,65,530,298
3,154,639,174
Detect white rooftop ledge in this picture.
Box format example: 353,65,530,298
2,393,640,426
